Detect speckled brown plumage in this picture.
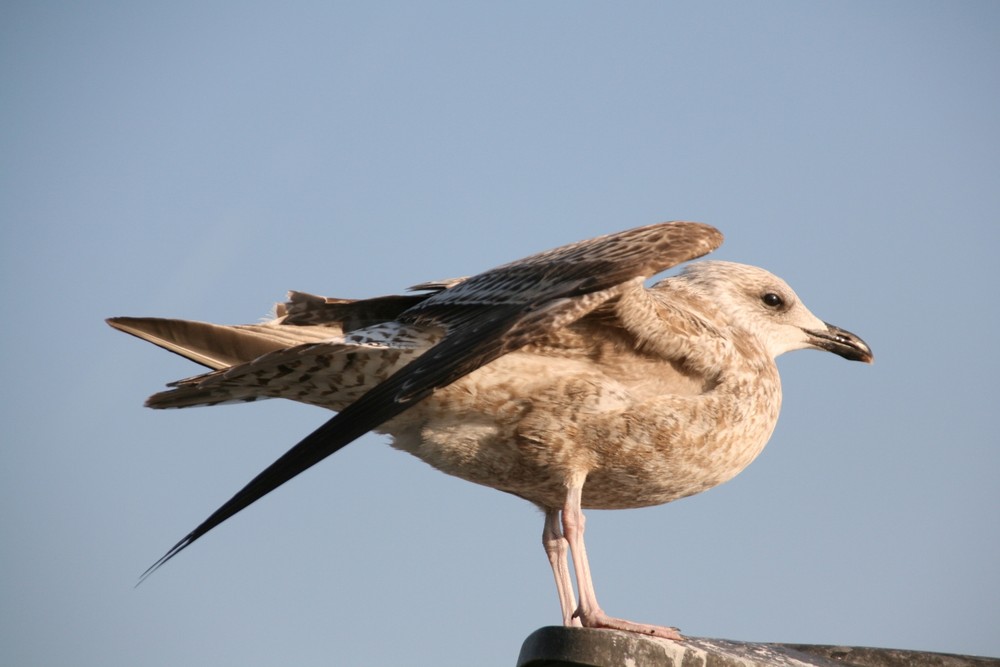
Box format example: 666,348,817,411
107,220,872,639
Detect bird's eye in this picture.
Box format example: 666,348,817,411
762,292,784,308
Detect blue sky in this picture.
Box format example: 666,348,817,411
2,2,998,665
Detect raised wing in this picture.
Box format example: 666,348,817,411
141,221,723,580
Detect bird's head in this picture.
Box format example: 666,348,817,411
676,261,873,363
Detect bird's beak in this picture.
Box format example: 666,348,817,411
805,323,874,363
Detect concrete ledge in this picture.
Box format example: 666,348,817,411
517,627,1000,667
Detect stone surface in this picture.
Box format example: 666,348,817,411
779,644,1000,667
517,627,1000,667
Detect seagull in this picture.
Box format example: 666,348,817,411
107,221,872,640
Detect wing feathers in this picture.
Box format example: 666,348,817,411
136,221,724,578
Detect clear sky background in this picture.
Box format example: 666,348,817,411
2,3,998,666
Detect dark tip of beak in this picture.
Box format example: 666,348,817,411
807,322,874,363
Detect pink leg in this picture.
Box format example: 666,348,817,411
561,485,683,640
542,509,581,627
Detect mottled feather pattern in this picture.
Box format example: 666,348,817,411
147,322,439,410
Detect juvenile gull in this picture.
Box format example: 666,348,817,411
107,221,872,640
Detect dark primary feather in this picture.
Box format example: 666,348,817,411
140,221,723,580
280,291,434,330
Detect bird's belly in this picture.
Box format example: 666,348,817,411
384,355,777,511
389,413,768,511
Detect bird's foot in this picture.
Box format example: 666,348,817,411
573,608,683,641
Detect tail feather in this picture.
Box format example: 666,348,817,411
106,317,337,370
145,381,270,409
107,288,447,411
143,327,426,411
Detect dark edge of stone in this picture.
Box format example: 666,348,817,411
517,627,1000,667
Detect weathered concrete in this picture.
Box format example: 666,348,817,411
779,644,1000,667
517,627,1000,667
